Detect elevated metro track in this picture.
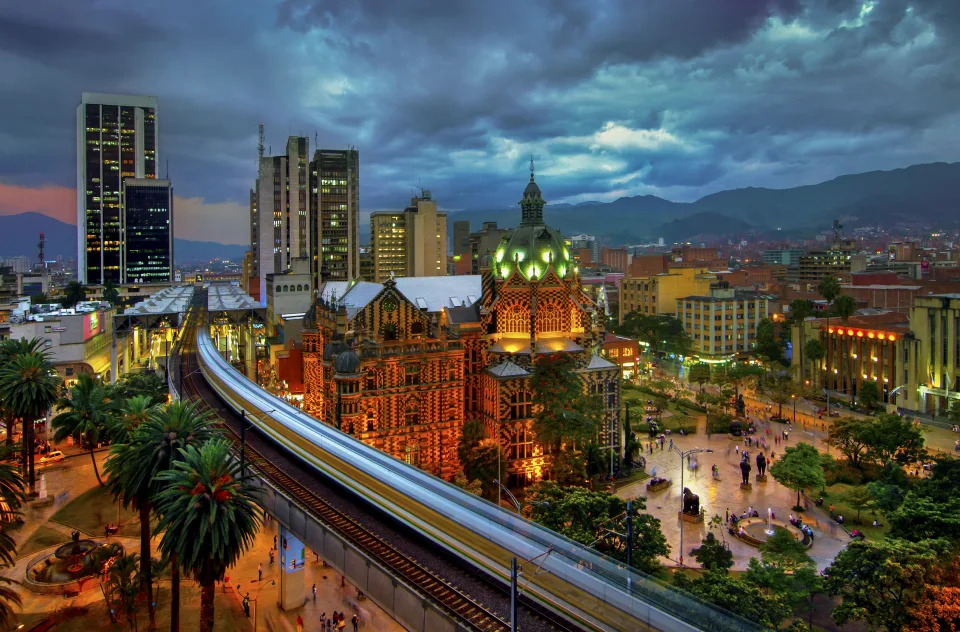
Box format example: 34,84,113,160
178,292,758,632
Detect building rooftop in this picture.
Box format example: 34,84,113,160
207,284,259,312
584,355,617,371
320,276,483,317
486,360,530,378
124,285,195,315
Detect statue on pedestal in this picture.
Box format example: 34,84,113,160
756,453,767,477
740,457,752,485
682,487,700,516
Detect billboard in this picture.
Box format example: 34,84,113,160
82,312,103,341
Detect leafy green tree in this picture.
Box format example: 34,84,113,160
770,443,826,510
458,421,505,498
687,362,711,393
527,483,668,574
61,280,86,308
136,400,218,629
766,371,794,421
452,470,482,496
0,462,25,627
818,276,841,304
858,380,880,410
888,494,960,543
691,532,733,574
753,318,784,367
52,373,115,486
154,439,261,632
0,345,62,493
551,450,588,485
531,353,601,455
110,371,169,407
843,485,875,523
673,571,791,629
862,413,926,465
108,394,157,443
759,527,813,570
826,416,870,466
948,399,960,424
832,295,857,321
617,312,690,360
744,557,822,625
824,538,946,631
583,442,607,478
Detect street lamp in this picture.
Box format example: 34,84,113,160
492,480,548,517
671,445,713,566
240,410,274,476
791,394,797,423
238,579,275,632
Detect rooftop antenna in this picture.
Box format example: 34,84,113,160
165,159,169,179
314,131,318,149
257,122,265,164
37,232,45,269
530,154,535,180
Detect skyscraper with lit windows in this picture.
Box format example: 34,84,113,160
77,92,158,284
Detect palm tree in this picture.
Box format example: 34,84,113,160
832,295,857,321
52,373,115,486
0,348,62,494
61,280,86,308
136,401,217,632
0,338,49,447
804,339,825,389
102,281,121,307
104,395,161,628
0,462,25,628
108,395,156,444
818,275,841,304
154,439,261,632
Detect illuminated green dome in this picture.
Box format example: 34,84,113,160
493,163,573,280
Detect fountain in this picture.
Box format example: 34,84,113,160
24,532,123,595
765,507,776,536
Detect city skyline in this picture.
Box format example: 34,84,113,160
0,1,958,247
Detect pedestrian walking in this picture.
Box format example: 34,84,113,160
352,614,359,632
269,549,274,565
296,614,304,632
273,534,278,550
313,583,317,601
258,563,263,581
725,508,729,522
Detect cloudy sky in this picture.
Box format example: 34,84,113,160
0,0,957,244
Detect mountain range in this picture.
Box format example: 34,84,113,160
0,213,248,263
2,162,958,261
443,161,960,245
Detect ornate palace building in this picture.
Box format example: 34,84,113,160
301,166,621,486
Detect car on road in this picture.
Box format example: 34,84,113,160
39,450,65,465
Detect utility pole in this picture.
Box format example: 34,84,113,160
510,557,518,632
626,499,634,570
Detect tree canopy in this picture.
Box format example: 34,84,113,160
616,312,691,359
769,443,825,509
531,353,601,454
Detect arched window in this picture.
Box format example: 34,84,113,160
283,285,289,292
510,391,532,420
275,285,281,293
504,307,527,333
536,300,564,333
365,410,376,433
404,402,419,426
410,321,424,336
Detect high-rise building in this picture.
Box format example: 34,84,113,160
250,139,359,300
452,220,471,256
122,179,173,283
309,148,359,287
370,190,447,282
77,93,158,284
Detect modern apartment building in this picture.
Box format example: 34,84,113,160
618,267,714,322
370,191,447,282
677,288,771,360
309,148,360,287
901,294,960,415
77,93,158,284
122,179,173,283
786,241,866,284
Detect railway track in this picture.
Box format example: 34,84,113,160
177,308,518,632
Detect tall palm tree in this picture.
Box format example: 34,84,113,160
818,275,841,304
832,295,857,321
136,401,217,632
154,439,261,632
104,394,160,629
0,462,25,628
0,349,62,494
52,373,114,486
61,280,86,308
0,338,49,447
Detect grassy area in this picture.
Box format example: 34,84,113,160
612,469,650,492
820,482,889,541
18,525,67,558
50,486,140,538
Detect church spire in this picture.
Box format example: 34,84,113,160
520,157,544,225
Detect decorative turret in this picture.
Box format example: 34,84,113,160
520,156,545,226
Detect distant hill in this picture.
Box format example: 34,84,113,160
0,213,248,264
445,161,960,245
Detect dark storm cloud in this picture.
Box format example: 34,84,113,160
0,0,958,243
